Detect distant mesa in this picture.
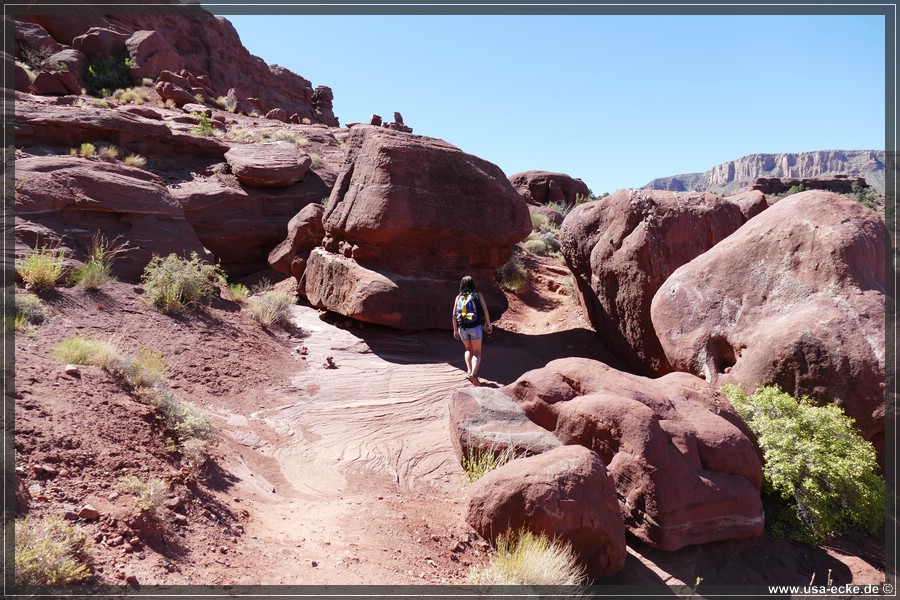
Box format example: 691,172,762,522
643,150,885,195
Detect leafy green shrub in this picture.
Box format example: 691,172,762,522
84,56,135,97
248,290,295,328
15,515,92,585
50,337,118,367
190,112,215,136
461,445,515,482
497,254,527,293
468,529,586,585
140,252,222,313
17,244,66,291
722,384,885,544
15,294,47,331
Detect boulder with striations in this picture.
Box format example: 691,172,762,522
559,189,762,377
224,142,312,188
508,170,591,207
496,357,765,551
267,203,326,282
302,125,531,330
651,190,885,462
466,445,627,577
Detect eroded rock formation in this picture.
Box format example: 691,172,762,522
302,125,531,330
559,189,765,376
651,190,885,462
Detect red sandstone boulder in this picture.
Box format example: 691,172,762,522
266,108,289,123
268,203,325,282
724,189,768,220
224,142,312,188
15,155,211,280
559,189,757,376
503,358,765,551
509,170,591,206
170,171,330,276
448,386,562,462
125,30,181,81
28,70,70,95
303,125,531,330
651,190,885,459
466,445,626,577
155,80,196,106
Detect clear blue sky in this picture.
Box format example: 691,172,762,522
222,12,886,195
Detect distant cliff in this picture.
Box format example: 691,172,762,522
644,150,886,195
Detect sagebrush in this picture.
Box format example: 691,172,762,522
15,515,93,585
248,290,295,327
722,384,885,544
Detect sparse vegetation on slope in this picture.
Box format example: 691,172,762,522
140,252,223,313
15,515,93,585
17,244,66,291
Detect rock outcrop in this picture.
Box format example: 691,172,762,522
15,155,211,280
466,445,627,577
651,190,885,461
494,358,765,551
302,125,531,330
643,150,886,195
508,170,591,206
18,11,338,125
268,203,326,282
223,142,312,188
559,189,764,376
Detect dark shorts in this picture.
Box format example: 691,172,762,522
458,325,483,341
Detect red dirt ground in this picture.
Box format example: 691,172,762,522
12,250,886,592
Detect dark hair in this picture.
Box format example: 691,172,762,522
459,275,475,294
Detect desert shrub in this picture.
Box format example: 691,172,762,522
523,237,550,256
140,252,222,313
69,232,127,291
228,283,249,303
461,445,515,482
468,529,586,586
15,515,92,585
213,96,227,109
138,385,214,474
84,56,134,97
116,475,169,519
722,384,885,544
17,244,66,291
302,117,311,125
99,145,119,160
547,201,574,217
530,212,548,232
141,77,154,86
107,348,168,390
50,337,118,367
248,290,295,328
497,254,527,293
310,153,321,168
190,112,215,136
78,142,96,158
15,294,47,331
123,154,147,168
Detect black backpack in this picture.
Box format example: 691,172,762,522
454,292,482,328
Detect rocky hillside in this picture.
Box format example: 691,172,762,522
644,150,886,194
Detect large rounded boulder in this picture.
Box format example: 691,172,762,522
499,357,765,551
466,445,627,577
559,189,763,376
651,190,885,459
303,125,531,330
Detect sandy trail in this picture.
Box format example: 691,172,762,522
209,304,489,584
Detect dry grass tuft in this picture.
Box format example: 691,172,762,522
468,529,586,586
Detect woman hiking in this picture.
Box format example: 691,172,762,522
452,275,493,386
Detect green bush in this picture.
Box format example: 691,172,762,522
140,252,222,313
227,283,249,303
497,254,527,293
15,515,92,585
106,348,168,390
17,244,66,291
248,290,295,328
468,529,586,586
722,384,885,544
116,475,169,518
530,213,548,232
84,56,134,97
523,237,551,256
190,112,215,137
